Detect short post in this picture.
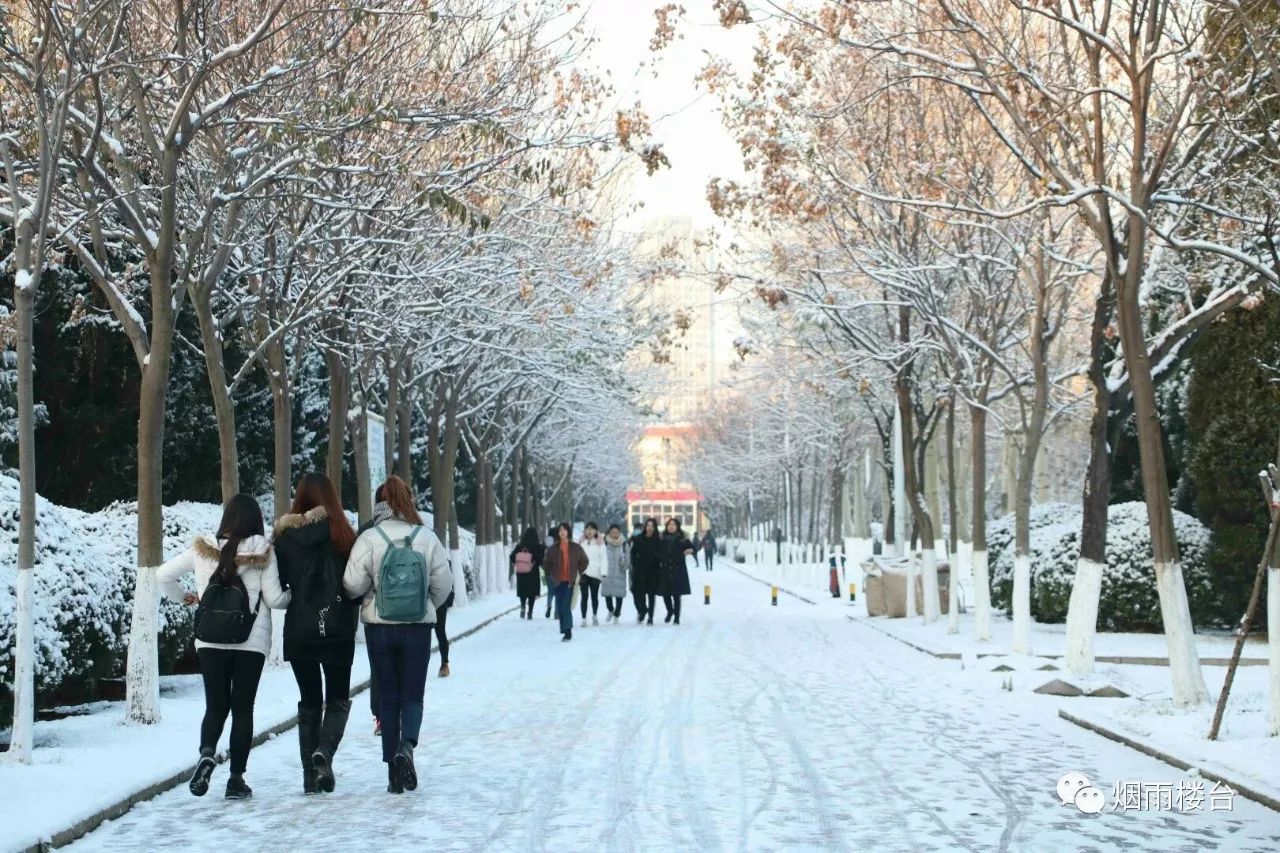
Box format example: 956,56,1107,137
849,582,857,602
704,584,711,605
771,585,778,606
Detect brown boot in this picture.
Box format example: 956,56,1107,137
438,662,451,678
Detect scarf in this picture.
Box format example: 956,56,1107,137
559,539,570,583
367,501,396,529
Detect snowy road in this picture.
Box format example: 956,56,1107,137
69,568,1280,852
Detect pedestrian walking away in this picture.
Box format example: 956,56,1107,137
157,494,288,800
600,524,631,622
544,525,558,619
579,522,607,626
629,518,662,624
342,475,452,794
658,517,694,625
542,521,589,640
702,528,716,572
511,527,546,619
272,472,360,795
691,533,702,567
435,586,455,678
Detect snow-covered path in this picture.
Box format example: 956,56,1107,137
68,568,1280,852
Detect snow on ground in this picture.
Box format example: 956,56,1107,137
737,556,1280,820
56,567,1280,852
0,594,515,853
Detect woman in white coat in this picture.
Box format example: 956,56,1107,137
343,475,452,794
578,522,607,626
157,494,288,800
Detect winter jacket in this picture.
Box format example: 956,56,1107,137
600,534,630,598
542,539,589,587
658,532,693,597
343,515,453,625
272,505,359,665
511,542,545,600
579,536,607,581
629,533,662,595
702,533,716,554
157,534,289,657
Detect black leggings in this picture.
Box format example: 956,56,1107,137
663,595,683,619
198,648,265,774
633,590,656,618
580,576,601,617
605,596,624,616
290,660,351,710
435,592,454,665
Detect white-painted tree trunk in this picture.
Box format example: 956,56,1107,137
1064,558,1105,675
947,540,967,635
1269,566,1279,736
1155,559,1210,707
905,549,917,619
892,408,907,558
450,548,464,601
125,567,161,724
1012,554,1032,654
921,547,940,624
9,567,35,763
972,549,991,641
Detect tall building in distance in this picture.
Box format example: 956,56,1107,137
626,218,740,532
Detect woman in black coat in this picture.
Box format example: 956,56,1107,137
629,517,662,625
511,527,546,619
272,473,359,795
658,517,694,625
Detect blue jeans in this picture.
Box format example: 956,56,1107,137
365,623,432,763
554,582,574,634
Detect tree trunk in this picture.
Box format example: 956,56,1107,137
266,339,292,519
970,403,991,641
9,272,37,761
324,349,348,493
384,355,399,481
896,367,937,620
397,388,412,482
1116,220,1209,706
352,390,372,525
192,289,239,499
1065,291,1114,674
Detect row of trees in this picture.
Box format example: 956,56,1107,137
678,0,1278,713
2,1,659,762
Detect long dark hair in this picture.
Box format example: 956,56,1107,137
519,527,540,550
212,494,265,590
557,522,572,540
290,472,356,556
643,517,659,538
665,517,683,536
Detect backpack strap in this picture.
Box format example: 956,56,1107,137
405,526,421,547
373,525,394,547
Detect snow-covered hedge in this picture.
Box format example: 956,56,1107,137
989,501,1216,631
0,475,222,727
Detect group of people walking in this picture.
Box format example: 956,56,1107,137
157,473,453,799
510,517,716,640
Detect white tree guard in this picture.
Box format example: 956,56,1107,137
921,548,940,624
972,549,991,642
125,566,161,724
1012,554,1032,655
8,568,35,763
1064,558,1104,675
1269,566,1279,736
1154,560,1210,707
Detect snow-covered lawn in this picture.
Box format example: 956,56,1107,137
0,594,515,853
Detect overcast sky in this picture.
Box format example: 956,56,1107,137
577,2,756,234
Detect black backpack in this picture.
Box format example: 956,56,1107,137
195,580,260,644
290,553,356,643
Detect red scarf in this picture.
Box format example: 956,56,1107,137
559,540,570,583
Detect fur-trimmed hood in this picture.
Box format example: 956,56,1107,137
273,505,328,533
192,533,273,568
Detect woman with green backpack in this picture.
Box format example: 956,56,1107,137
157,494,289,800
342,475,453,794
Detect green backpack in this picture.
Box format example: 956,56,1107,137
373,525,428,622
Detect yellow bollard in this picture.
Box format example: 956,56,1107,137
849,582,857,602
771,586,778,606
704,584,711,605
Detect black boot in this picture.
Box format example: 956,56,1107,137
387,763,404,794
225,773,253,800
393,740,418,791
297,704,322,795
189,747,216,797
312,700,351,793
